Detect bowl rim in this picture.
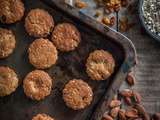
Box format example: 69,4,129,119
139,0,160,42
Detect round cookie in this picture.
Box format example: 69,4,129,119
25,8,54,37
63,79,93,110
86,50,115,81
0,28,16,59
51,23,81,52
32,113,54,120
0,0,25,24
23,70,53,101
0,66,19,97
28,38,58,69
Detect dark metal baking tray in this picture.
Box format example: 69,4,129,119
0,0,136,120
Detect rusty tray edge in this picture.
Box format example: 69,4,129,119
41,0,137,119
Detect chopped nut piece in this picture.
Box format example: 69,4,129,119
102,17,111,26
110,107,120,118
75,0,88,9
126,72,135,86
125,108,138,118
119,17,128,32
109,100,121,108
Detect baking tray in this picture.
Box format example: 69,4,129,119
0,0,136,120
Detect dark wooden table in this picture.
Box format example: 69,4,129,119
66,0,160,114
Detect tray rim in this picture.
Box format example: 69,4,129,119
41,0,137,119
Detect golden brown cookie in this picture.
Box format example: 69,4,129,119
23,70,53,101
0,28,16,59
32,113,54,120
0,0,25,24
86,50,115,80
0,66,19,97
25,9,54,37
51,23,81,52
63,79,93,110
28,38,58,69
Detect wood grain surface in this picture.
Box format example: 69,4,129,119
66,0,160,114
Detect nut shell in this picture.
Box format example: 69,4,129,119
0,0,24,24
23,70,53,101
0,28,16,58
28,38,58,69
0,66,19,97
32,113,54,120
63,79,93,110
86,50,115,80
25,9,54,37
52,23,81,52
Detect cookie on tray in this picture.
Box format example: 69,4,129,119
51,23,81,52
0,28,16,59
0,66,19,97
28,38,58,69
63,79,93,110
23,70,53,101
25,8,54,38
0,0,25,24
86,50,115,81
32,113,54,120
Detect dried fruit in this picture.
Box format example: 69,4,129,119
110,107,120,118
133,91,142,104
124,97,132,105
119,89,133,97
118,109,126,120
109,100,121,108
103,112,113,120
152,113,160,120
75,0,88,9
102,17,111,26
125,108,138,118
126,72,135,86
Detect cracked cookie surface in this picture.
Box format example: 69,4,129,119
32,113,54,120
86,50,115,80
25,9,54,37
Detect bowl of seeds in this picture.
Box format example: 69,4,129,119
139,0,160,41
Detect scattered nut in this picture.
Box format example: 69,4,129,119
118,109,126,120
133,91,142,104
95,10,101,17
110,107,120,118
102,112,113,120
109,100,121,108
75,0,88,9
152,113,160,120
110,16,116,26
125,108,138,118
126,72,135,86
119,89,133,97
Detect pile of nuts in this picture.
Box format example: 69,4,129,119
102,72,160,120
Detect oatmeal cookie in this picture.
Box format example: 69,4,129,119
28,38,58,69
32,113,54,120
63,79,93,110
23,70,53,101
0,28,16,59
51,23,81,52
86,50,115,80
0,66,19,97
0,0,25,24
25,9,54,37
